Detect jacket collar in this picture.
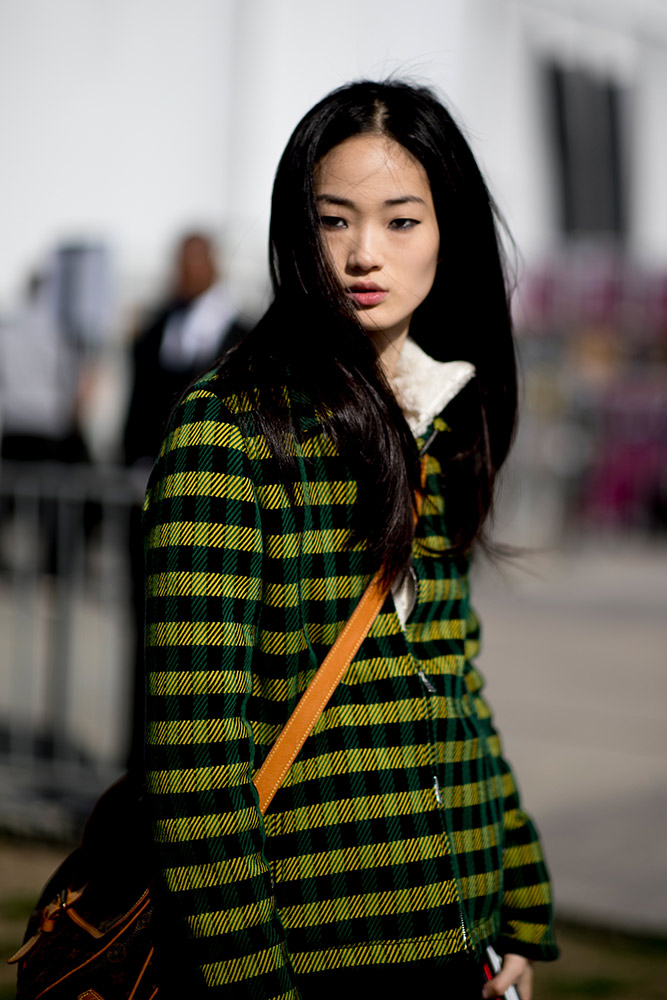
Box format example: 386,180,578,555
391,337,475,439
290,337,475,441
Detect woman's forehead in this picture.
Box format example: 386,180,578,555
314,134,432,202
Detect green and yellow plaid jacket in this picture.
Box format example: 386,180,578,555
144,355,557,999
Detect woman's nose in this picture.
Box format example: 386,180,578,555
346,229,382,272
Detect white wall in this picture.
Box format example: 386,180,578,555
1,0,667,316
0,0,236,308
632,42,667,262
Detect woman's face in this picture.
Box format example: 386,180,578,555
315,134,440,357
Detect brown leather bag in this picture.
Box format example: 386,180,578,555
9,566,392,1000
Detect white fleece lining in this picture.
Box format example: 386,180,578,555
390,337,476,626
391,336,475,439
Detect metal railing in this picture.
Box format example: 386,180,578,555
0,461,146,837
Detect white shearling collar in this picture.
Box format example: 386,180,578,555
391,336,475,438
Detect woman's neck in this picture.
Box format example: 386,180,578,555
369,327,410,380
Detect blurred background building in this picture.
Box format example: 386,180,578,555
0,0,665,952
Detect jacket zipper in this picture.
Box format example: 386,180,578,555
415,430,474,959
420,428,438,455
418,669,436,694
433,775,474,957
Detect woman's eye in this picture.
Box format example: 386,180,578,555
389,218,419,230
319,216,347,229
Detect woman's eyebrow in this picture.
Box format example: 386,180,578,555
316,194,426,207
384,195,426,206
316,194,355,207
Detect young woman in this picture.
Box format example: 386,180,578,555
143,79,558,999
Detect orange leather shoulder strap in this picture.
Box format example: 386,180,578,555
254,461,427,815
253,569,387,815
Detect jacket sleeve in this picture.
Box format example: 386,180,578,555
463,606,559,962
143,386,299,999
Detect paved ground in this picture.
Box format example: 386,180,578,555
472,539,667,934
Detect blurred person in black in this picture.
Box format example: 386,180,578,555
123,231,247,770
123,232,247,467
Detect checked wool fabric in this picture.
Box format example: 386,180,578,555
143,365,558,999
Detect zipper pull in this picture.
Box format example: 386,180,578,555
433,775,443,805
418,669,436,694
459,906,471,953
420,428,438,455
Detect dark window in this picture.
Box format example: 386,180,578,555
546,62,628,240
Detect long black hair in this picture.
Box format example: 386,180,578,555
228,78,517,585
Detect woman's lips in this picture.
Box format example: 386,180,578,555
347,286,388,307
